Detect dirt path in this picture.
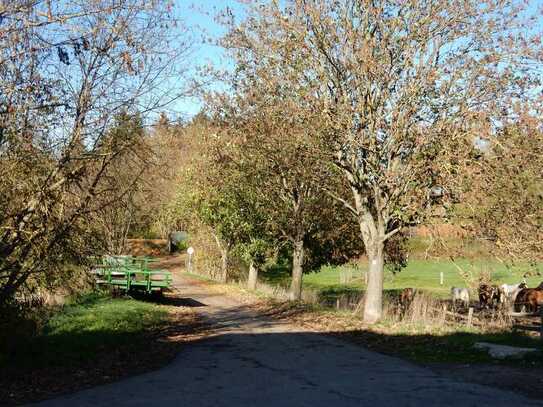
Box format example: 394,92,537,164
37,259,542,406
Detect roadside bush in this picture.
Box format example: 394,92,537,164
0,302,51,365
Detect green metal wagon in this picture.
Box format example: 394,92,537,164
91,255,172,295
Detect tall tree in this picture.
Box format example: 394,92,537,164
0,0,192,303
91,111,149,254
211,97,358,300
168,117,254,283
447,111,543,264
221,0,542,322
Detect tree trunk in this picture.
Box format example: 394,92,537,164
290,239,304,301
347,184,387,324
247,261,258,290
362,241,385,324
212,233,229,283
219,249,228,283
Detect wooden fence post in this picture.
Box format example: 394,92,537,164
467,307,474,328
441,303,447,326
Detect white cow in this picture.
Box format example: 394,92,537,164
500,281,527,303
451,287,470,307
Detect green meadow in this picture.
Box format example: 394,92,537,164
264,258,542,300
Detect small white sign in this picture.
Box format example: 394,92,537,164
187,246,194,256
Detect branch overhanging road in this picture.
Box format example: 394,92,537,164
37,261,542,407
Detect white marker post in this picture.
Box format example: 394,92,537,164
187,246,194,273
440,271,444,286
467,307,474,328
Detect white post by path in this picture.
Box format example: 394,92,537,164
187,246,194,273
467,307,474,328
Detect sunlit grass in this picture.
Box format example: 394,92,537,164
263,258,542,300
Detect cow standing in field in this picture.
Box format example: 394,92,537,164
399,288,416,314
478,283,501,309
451,287,469,308
514,283,543,313
500,281,527,304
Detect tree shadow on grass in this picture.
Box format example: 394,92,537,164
331,329,543,365
0,296,205,405
329,328,543,401
0,328,186,405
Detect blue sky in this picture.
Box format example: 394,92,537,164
172,1,248,118
171,0,543,119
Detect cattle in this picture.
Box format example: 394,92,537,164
451,287,469,308
399,288,416,313
514,283,543,313
500,281,527,304
478,283,502,309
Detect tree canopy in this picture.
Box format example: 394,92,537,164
217,0,542,321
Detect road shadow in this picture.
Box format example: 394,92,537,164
4,298,543,407
127,291,208,307
158,297,207,307
4,292,543,406
13,326,543,406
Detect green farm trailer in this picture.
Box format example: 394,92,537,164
91,255,172,294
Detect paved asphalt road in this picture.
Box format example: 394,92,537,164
36,272,542,407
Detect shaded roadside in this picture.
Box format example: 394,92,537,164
15,255,543,405
0,291,203,406
251,299,543,400
37,301,542,407
158,254,543,400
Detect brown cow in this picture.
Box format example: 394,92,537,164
514,283,543,313
478,283,501,309
399,288,416,314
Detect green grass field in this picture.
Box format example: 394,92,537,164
1,293,170,369
263,259,542,300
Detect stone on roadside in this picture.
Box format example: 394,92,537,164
474,342,538,359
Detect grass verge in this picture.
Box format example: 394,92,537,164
0,291,200,405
